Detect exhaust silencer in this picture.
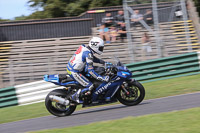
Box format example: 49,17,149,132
49,95,70,106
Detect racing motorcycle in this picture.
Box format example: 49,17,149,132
44,57,145,117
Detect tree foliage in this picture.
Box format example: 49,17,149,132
25,0,122,19
0,18,10,22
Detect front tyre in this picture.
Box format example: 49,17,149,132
45,89,76,117
116,80,145,106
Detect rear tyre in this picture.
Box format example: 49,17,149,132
45,89,76,117
116,80,145,106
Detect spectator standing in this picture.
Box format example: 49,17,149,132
131,10,143,27
144,9,153,26
141,32,152,60
114,10,125,28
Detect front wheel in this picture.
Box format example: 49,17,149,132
116,80,145,106
45,89,76,117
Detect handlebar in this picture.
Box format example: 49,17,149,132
104,62,113,69
104,62,118,76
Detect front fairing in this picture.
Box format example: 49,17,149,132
92,65,132,101
109,57,132,79
92,75,124,101
116,66,132,79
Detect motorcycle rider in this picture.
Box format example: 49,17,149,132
66,37,109,103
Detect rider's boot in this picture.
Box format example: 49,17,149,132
71,89,82,103
71,88,91,103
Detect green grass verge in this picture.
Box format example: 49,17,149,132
0,74,200,124
29,107,200,133
142,73,200,99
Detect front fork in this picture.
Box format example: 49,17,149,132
121,79,136,95
121,82,130,95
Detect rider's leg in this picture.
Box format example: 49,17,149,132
69,71,94,103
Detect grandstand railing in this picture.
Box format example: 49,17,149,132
0,36,133,88
187,0,200,44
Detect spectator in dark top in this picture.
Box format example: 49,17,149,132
102,13,114,28
144,9,153,25
118,23,127,42
114,10,125,28
131,10,143,26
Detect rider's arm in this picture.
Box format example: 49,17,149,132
85,52,100,78
85,52,109,82
93,56,105,64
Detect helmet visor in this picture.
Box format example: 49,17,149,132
99,46,104,52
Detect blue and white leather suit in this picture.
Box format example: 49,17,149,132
67,44,106,92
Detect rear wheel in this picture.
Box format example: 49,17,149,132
45,89,76,117
116,80,145,106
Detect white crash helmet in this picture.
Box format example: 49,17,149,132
89,37,104,55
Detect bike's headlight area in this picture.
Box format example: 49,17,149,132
117,71,132,78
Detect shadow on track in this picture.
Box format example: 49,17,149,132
71,101,150,116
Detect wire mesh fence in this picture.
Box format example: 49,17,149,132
123,0,199,62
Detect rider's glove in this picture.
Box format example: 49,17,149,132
105,62,112,69
97,75,110,82
105,62,112,65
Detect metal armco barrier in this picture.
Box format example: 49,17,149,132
126,52,200,83
0,87,18,107
0,52,200,108
0,81,64,108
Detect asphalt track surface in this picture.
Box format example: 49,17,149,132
1,92,200,133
